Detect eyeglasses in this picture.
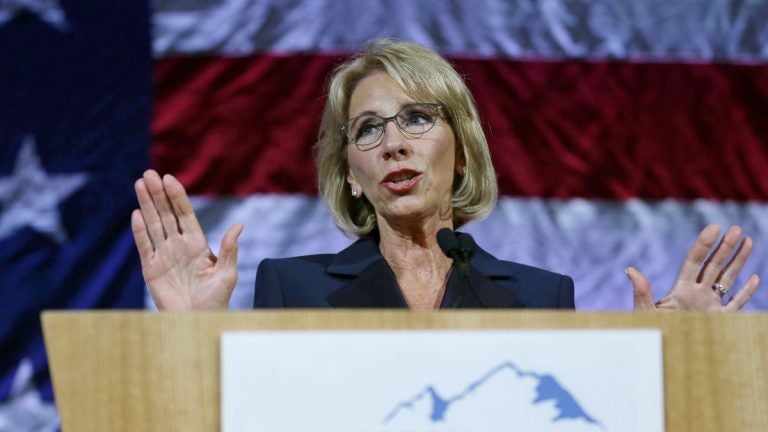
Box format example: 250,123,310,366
341,103,444,148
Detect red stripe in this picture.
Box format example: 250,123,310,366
153,54,768,200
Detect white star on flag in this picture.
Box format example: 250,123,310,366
0,0,68,31
0,358,59,432
0,135,88,243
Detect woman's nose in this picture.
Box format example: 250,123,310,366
380,121,412,161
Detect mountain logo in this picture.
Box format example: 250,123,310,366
383,360,603,431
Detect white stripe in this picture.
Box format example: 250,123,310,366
152,0,768,61
188,195,768,311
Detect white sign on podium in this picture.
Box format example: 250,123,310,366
222,329,663,432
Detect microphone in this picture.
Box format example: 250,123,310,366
437,228,474,273
437,228,483,307
436,227,458,250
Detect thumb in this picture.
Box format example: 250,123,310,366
218,223,243,271
626,267,655,311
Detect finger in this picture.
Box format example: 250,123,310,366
217,224,243,296
699,225,742,286
143,169,181,237
135,176,165,245
131,209,155,261
675,224,720,284
162,173,202,235
722,274,760,312
715,236,753,290
626,267,655,311
218,223,243,272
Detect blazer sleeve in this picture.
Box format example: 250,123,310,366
557,274,576,309
253,258,286,308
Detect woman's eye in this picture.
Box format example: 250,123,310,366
407,112,430,125
356,123,378,139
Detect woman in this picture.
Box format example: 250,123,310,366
131,40,760,311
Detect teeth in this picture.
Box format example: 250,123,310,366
389,173,414,182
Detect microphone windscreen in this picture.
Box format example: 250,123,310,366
436,228,459,257
457,232,476,258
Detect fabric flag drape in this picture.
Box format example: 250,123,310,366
152,0,768,311
0,1,150,430
1,0,767,430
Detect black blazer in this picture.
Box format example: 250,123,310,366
253,236,575,309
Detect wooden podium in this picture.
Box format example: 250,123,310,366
42,311,767,431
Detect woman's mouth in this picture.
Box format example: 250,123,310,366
381,170,421,193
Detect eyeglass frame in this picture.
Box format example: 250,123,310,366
340,103,445,149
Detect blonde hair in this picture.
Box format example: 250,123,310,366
316,39,498,237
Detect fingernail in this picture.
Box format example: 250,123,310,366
724,226,742,244
704,224,720,236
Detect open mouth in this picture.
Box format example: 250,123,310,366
388,172,416,183
381,169,421,192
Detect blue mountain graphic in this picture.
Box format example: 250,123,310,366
382,361,602,428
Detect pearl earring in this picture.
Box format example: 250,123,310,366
351,187,358,197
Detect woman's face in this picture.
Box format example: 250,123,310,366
346,72,461,230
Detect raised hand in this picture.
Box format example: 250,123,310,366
131,169,243,310
627,224,760,312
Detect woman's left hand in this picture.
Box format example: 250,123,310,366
626,224,760,311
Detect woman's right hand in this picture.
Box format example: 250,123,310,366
131,169,243,310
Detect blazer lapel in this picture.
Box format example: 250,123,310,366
326,257,408,308
325,236,408,308
440,237,525,308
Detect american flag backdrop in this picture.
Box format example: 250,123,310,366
1,0,768,430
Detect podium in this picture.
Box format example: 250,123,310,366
42,310,767,431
